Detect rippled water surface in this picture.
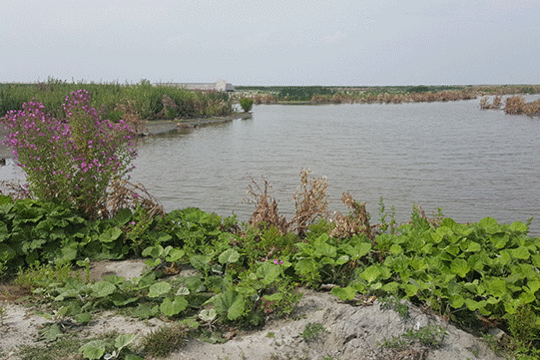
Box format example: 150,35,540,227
2,98,539,233
130,99,540,233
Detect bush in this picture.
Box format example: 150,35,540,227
239,98,254,112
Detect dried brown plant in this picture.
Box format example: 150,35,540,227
246,169,331,236
115,99,147,135
480,95,503,110
523,99,540,117
290,169,329,236
103,178,165,219
505,95,527,115
331,192,374,240
246,177,289,233
0,180,31,200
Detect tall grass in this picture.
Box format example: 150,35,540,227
0,79,233,121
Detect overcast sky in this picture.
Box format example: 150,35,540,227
1,0,539,86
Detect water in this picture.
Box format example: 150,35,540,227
2,98,540,233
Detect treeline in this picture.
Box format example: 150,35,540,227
0,79,233,121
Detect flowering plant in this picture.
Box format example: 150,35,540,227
162,94,178,119
3,89,136,218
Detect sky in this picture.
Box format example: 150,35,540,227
1,0,539,86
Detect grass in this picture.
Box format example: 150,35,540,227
18,333,85,360
300,322,327,342
140,323,192,358
0,79,234,122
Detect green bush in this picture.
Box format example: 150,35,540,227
239,98,254,112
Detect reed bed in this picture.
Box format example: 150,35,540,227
504,95,540,117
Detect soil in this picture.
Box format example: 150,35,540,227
0,260,507,360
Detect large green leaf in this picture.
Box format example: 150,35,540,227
478,217,499,233
257,261,281,285
331,286,357,301
92,281,116,298
148,281,172,298
79,340,109,360
99,227,123,243
510,246,530,260
190,255,212,271
359,265,381,283
511,221,528,233
218,248,240,264
113,208,133,227
450,259,470,278
213,290,246,320
450,294,465,308
160,296,188,317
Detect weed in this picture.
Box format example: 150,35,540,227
300,322,327,341
266,331,275,338
18,333,84,360
0,303,5,325
379,296,410,319
380,324,447,355
140,322,192,358
331,192,373,240
15,263,77,291
503,304,540,355
402,324,447,348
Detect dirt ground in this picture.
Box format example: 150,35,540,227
0,260,507,360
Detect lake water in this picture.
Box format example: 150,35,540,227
130,98,540,234
2,98,539,234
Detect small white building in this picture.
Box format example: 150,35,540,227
157,79,235,92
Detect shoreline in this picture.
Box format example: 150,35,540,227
0,112,253,159
144,111,252,135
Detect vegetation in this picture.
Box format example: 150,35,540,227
236,84,540,106
480,94,540,118
0,79,233,121
1,171,540,358
239,97,254,112
2,90,540,358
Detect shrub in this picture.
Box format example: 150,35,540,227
3,89,136,218
239,97,254,112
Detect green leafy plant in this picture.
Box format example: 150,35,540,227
78,333,141,360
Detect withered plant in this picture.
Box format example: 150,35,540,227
246,177,289,233
246,169,330,236
480,95,503,110
523,99,540,117
0,180,31,200
290,169,329,236
505,95,527,115
331,192,374,240
115,99,146,135
104,178,165,219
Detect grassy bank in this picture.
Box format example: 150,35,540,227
0,79,233,121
